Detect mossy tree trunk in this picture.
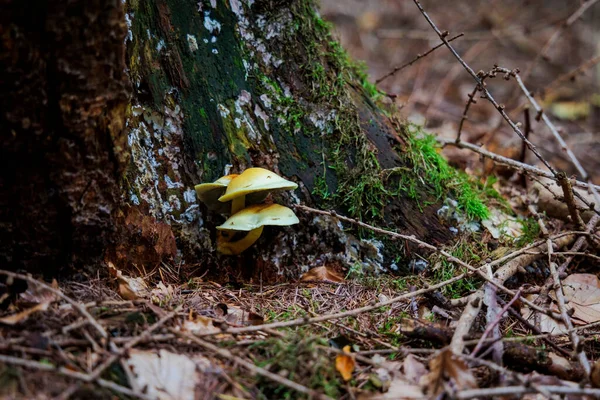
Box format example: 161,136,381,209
1,0,465,282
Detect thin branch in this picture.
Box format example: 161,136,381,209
172,329,332,400
471,289,521,358
376,33,463,84
0,270,107,339
547,238,591,374
456,83,481,143
557,214,600,275
437,137,600,214
0,354,152,400
509,69,600,212
411,0,556,175
557,172,586,229
523,0,600,79
456,385,600,399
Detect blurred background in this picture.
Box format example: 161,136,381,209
321,0,600,183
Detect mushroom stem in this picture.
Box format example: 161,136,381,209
217,226,264,255
231,196,246,215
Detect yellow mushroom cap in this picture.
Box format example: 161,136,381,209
217,204,299,232
218,168,298,203
194,174,238,213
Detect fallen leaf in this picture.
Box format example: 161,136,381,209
550,101,590,121
19,279,60,304
522,274,600,333
214,303,264,326
182,311,220,335
125,349,214,400
108,262,150,300
300,266,344,283
0,302,51,325
336,345,355,381
151,281,175,304
403,354,427,385
420,349,477,396
359,361,424,400
481,208,523,240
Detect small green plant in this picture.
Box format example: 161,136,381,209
251,335,343,399
431,239,485,298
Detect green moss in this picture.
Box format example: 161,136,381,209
432,239,484,298
400,126,490,220
515,217,541,246
250,335,342,399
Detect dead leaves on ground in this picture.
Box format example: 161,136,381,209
300,266,344,283
0,279,60,325
421,349,477,396
359,350,476,399
522,273,600,333
125,349,217,400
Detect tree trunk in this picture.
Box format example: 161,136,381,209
1,0,458,282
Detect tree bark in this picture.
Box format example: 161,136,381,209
1,0,453,282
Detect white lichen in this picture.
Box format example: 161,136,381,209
187,34,199,52
203,12,221,34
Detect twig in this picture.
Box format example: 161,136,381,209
0,270,107,339
523,0,600,80
456,83,481,143
89,305,181,380
509,69,600,212
172,329,332,400
437,137,600,213
543,55,600,94
471,289,521,358
557,214,600,275
461,354,560,400
411,0,555,175
58,305,181,400
547,238,591,375
376,33,464,84
557,172,586,229
520,106,531,163
456,385,600,399
494,296,572,359
449,293,482,354
0,354,152,400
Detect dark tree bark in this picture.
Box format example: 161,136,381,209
1,0,130,276
1,0,456,282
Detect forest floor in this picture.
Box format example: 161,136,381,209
2,1,600,399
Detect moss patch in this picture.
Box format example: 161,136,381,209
396,126,491,220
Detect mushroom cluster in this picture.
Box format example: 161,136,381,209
195,168,299,255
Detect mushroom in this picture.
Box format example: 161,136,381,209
218,167,298,214
216,204,299,255
194,174,239,214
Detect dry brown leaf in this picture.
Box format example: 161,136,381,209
359,362,424,400
420,349,477,396
403,354,427,385
108,262,150,300
181,313,220,335
523,274,600,333
125,349,213,400
151,281,174,304
300,266,344,283
591,358,600,388
19,279,60,304
0,302,50,325
215,303,264,326
336,345,355,381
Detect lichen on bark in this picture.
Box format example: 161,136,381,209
118,0,481,281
